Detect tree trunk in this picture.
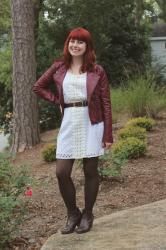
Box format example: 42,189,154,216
10,0,40,153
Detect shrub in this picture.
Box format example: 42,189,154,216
39,99,62,132
76,151,127,179
111,88,127,113
117,125,146,140
125,75,166,118
126,117,155,131
146,62,166,86
111,87,128,123
0,153,33,248
42,144,56,162
112,137,147,160
98,150,127,179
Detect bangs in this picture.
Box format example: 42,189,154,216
68,29,88,42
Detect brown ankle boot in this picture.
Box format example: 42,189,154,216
75,209,94,234
61,207,82,234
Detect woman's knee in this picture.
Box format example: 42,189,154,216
56,168,68,179
55,159,73,179
83,157,99,178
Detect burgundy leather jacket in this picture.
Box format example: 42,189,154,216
32,60,113,143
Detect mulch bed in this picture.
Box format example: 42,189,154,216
8,111,166,250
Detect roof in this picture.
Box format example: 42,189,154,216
152,23,166,37
149,36,166,41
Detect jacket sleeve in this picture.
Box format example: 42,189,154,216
100,68,113,143
32,61,60,104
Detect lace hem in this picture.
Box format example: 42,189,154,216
56,152,104,159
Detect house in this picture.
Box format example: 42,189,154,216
149,23,166,80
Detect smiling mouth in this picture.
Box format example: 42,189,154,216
71,49,80,52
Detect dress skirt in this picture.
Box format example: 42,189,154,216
56,71,105,159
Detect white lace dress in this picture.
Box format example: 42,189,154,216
56,71,104,159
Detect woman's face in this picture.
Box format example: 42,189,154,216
68,38,87,57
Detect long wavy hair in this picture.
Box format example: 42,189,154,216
63,27,96,72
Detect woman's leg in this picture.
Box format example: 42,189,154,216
56,159,82,234
56,159,76,212
83,156,99,214
75,157,99,234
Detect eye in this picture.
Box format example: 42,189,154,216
78,40,84,44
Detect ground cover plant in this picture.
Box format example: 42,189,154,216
0,153,34,248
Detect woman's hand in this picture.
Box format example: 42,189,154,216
102,142,112,149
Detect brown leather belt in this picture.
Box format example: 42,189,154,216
64,100,88,108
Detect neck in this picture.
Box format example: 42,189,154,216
71,56,83,67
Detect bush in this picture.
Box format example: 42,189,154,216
146,62,166,86
112,137,147,160
125,75,166,118
98,150,127,179
117,125,146,140
111,87,128,123
0,153,33,248
126,117,155,131
76,151,127,179
42,144,56,162
39,99,62,132
0,43,13,135
111,88,127,113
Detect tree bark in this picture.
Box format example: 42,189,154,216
10,0,40,153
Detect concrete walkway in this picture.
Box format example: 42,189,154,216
41,199,166,250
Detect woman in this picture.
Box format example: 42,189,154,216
32,27,113,234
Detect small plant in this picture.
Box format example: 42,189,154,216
98,150,127,179
111,137,147,160
126,117,155,131
76,151,127,180
117,125,146,140
0,153,33,248
42,143,56,162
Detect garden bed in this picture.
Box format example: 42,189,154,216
9,111,166,250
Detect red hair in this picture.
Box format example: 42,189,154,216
63,27,96,72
